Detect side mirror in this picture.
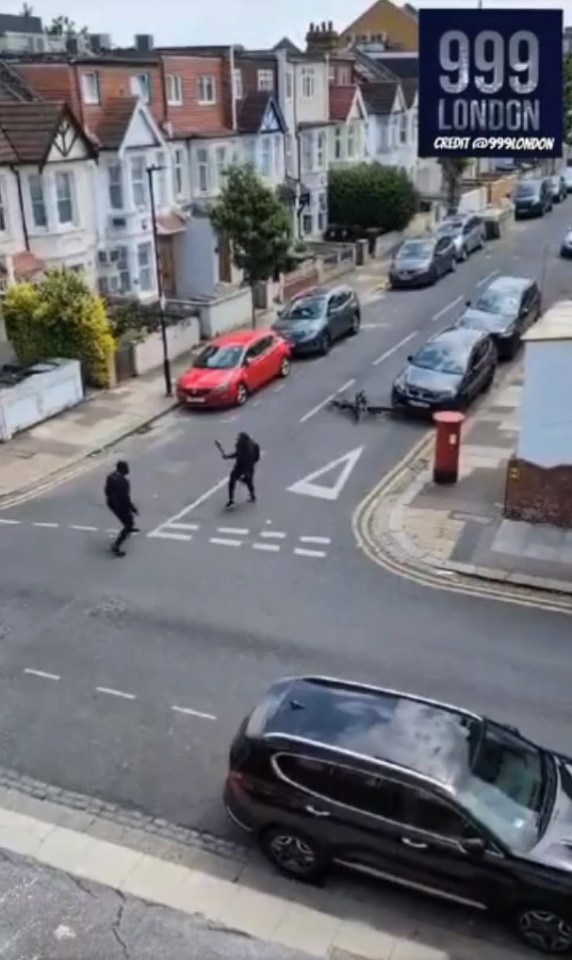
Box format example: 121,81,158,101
407,354,413,362
461,837,486,857
243,357,251,367
466,300,471,307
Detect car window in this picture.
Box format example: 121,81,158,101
473,341,490,365
399,240,434,259
435,238,449,253
473,289,520,315
462,219,473,233
328,294,341,312
193,344,243,369
515,182,538,197
284,297,326,320
246,339,266,360
412,340,466,375
257,335,274,353
407,789,479,840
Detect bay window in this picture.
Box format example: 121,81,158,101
130,156,147,208
55,171,74,224
108,163,123,209
137,241,154,292
28,174,47,228
260,137,271,177
197,148,209,193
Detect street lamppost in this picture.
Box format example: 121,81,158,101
147,164,172,397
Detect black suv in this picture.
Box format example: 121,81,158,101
225,676,572,955
514,178,553,219
456,276,541,360
273,286,361,355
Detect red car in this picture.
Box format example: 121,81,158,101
177,329,291,409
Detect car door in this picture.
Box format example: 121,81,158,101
243,337,268,391
470,340,491,394
326,294,344,339
434,238,448,274
262,334,285,381
338,290,353,334
254,335,279,386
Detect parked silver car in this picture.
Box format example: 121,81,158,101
437,214,486,261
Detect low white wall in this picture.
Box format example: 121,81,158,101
0,358,83,442
133,317,201,376
457,186,488,214
198,288,252,339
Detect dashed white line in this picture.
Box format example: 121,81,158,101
70,524,98,532
273,384,285,393
219,414,239,423
252,542,280,552
476,269,499,287
432,295,464,323
147,530,192,541
217,527,249,535
209,537,242,547
372,332,418,367
147,478,228,533
299,377,356,424
0,518,20,525
167,522,200,531
24,668,60,681
294,547,327,558
299,536,331,545
172,705,217,721
260,530,287,539
32,522,59,529
96,686,136,701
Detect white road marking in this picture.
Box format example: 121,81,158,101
253,542,280,552
273,384,285,393
299,536,331,545
0,518,20,525
476,269,499,287
209,537,242,547
147,531,192,541
217,527,249,535
432,296,464,322
166,522,200,531
288,447,364,502
372,332,417,367
260,530,286,539
147,477,228,534
361,322,389,329
172,705,217,721
70,524,98,532
96,686,136,701
294,548,327,558
252,400,261,407
32,522,59,528
24,668,60,681
299,377,356,424
219,415,239,423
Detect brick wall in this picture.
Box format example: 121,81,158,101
163,54,230,135
505,457,572,526
16,62,76,109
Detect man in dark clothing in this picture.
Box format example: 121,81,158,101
222,432,260,509
104,460,139,556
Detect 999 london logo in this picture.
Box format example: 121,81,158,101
418,9,563,159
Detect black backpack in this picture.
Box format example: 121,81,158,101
250,440,261,464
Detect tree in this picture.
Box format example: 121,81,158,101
439,158,471,215
3,269,115,387
564,55,572,145
46,15,88,36
210,164,292,328
20,3,34,14
328,163,419,234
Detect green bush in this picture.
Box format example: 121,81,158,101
328,163,419,233
3,269,115,387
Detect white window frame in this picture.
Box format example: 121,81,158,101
302,207,313,235
399,112,408,145
198,75,215,104
28,174,47,229
116,245,130,293
154,151,167,207
81,71,100,104
260,137,272,177
316,131,326,168
130,156,147,209
233,69,243,100
55,170,74,225
273,135,282,177
347,123,355,159
196,147,210,193
257,69,274,92
0,177,6,233
173,147,186,197
131,73,151,103
302,133,313,173
166,74,183,105
301,67,316,99
318,191,327,233
215,145,227,188
334,126,343,161
285,135,293,175
285,71,293,99
137,241,154,292
339,66,351,85
108,163,124,210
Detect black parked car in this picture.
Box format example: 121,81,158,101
272,285,360,356
391,326,496,413
225,675,572,955
456,276,541,360
514,178,553,219
549,174,568,204
389,235,456,289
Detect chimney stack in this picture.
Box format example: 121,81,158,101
306,19,340,53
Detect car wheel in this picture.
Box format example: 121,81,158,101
449,257,456,273
319,331,331,355
279,355,291,378
350,312,361,335
460,245,468,262
261,826,327,881
482,368,495,392
235,382,248,406
512,906,572,954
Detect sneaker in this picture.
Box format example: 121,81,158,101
248,494,256,502
112,545,126,557
225,500,234,509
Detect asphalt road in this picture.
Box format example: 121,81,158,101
1,203,572,848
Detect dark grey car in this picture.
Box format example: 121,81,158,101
389,236,456,289
514,178,553,218
437,213,486,261
273,285,361,356
550,174,568,203
456,276,541,360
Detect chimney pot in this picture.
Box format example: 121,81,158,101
328,20,333,31
321,21,326,31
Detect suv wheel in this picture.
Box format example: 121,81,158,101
460,245,468,262
319,331,331,355
261,826,326,881
512,906,572,954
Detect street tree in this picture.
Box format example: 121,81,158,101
19,3,34,14
210,164,291,328
328,163,418,234
439,158,470,215
46,15,88,36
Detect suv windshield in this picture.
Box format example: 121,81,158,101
473,289,520,316
516,182,538,197
438,219,462,235
412,340,465,375
461,724,551,854
194,344,243,369
399,240,434,259
283,297,326,320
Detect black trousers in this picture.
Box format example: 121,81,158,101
109,506,135,549
228,465,255,502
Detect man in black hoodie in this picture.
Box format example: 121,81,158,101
104,460,139,556
223,432,260,509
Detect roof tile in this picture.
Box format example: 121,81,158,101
329,85,356,122
0,101,63,164
93,97,137,149
359,80,398,115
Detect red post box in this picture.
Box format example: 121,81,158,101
433,411,465,484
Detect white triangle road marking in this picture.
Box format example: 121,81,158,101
287,447,364,501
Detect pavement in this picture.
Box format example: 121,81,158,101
1,203,572,958
356,360,572,601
